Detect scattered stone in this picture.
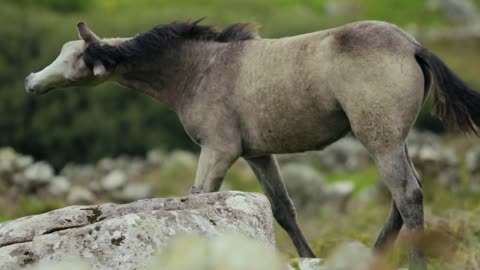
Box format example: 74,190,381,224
407,130,441,149
23,161,54,183
163,151,197,170
14,155,34,171
96,157,115,173
67,186,95,205
466,146,480,189
325,241,371,270
427,0,479,23
409,142,461,190
281,163,326,212
0,147,17,173
312,137,370,172
100,170,127,191
61,164,98,185
146,149,165,166
289,258,324,270
13,161,55,191
466,146,480,174
113,183,152,202
47,176,71,196
324,1,360,16
325,181,355,213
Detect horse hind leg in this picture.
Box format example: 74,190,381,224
348,115,426,269
379,146,427,270
373,144,422,252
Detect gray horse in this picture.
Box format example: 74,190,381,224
25,20,480,270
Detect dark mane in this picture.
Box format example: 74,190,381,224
83,20,257,71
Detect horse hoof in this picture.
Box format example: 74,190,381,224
190,186,203,194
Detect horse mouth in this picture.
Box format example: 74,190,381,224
26,87,55,95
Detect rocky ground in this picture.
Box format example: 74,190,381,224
0,130,479,269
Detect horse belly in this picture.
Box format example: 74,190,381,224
241,108,350,156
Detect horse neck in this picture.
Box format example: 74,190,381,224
113,41,226,110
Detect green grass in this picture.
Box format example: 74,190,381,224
322,165,379,194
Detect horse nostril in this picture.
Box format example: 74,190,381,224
25,74,36,94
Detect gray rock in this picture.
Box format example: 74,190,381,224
61,164,98,185
281,164,326,212
466,146,480,188
113,183,152,202
434,0,478,23
164,151,197,170
14,155,34,171
466,147,480,174
125,158,148,177
100,170,127,191
289,258,324,270
23,162,54,183
312,137,370,171
26,258,91,270
22,233,285,270
13,162,54,190
409,142,461,190
66,186,95,205
287,242,372,270
0,147,17,173
324,1,360,16
146,149,165,166
407,130,441,150
47,176,71,197
96,158,115,173
0,191,274,270
325,241,371,270
88,181,102,193
325,181,355,213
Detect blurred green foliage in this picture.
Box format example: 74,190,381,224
0,0,479,167
6,0,93,13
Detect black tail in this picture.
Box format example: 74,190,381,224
415,46,480,135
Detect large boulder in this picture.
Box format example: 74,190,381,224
0,191,274,270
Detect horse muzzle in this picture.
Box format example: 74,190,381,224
25,73,53,95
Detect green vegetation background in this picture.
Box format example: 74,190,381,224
1,0,479,167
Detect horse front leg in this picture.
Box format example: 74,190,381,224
190,146,240,194
246,155,316,258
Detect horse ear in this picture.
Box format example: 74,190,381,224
77,22,100,43
93,61,109,77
